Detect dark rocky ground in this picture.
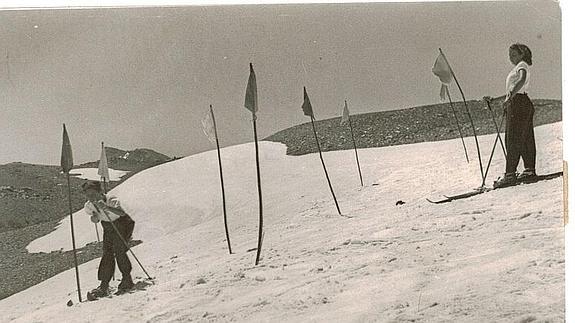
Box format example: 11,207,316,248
265,98,562,156
0,99,561,301
0,147,172,300
0,147,174,233
0,221,141,300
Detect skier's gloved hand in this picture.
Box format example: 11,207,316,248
95,200,108,210
90,214,100,223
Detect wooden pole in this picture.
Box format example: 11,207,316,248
347,114,364,187
97,141,108,244
252,115,264,266
311,117,342,215
439,48,485,186
210,105,232,255
99,176,112,280
94,177,108,243
67,173,82,302
445,88,470,163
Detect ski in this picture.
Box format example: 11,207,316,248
426,187,490,204
513,171,563,184
427,171,563,204
84,279,154,302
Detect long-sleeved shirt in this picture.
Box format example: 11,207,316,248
84,195,123,222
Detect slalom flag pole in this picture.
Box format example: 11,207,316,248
341,100,364,186
101,178,108,195
432,51,469,163
245,63,264,265
211,106,233,254
95,141,112,243
98,141,110,193
61,124,82,303
445,89,470,163
439,48,485,186
203,105,232,254
303,87,342,215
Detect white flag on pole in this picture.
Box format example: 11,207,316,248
202,108,217,145
98,142,110,181
432,52,454,101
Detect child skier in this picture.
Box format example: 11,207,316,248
82,180,135,298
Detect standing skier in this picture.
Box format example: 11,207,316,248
487,43,535,188
82,180,135,298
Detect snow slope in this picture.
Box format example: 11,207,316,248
2,122,564,322
69,168,129,182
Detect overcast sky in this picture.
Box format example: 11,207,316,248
0,1,561,165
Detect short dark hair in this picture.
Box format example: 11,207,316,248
82,180,102,192
510,43,532,66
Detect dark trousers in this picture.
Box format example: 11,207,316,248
505,93,536,174
98,216,135,285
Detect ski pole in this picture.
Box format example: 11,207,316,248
485,99,506,158
93,203,153,280
482,109,506,183
95,224,100,242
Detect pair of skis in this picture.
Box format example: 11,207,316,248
426,171,563,204
84,279,154,302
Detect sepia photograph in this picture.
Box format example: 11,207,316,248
0,0,567,322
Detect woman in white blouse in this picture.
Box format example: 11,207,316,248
492,43,535,188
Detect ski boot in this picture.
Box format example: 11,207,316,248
87,283,110,301
116,275,135,295
517,169,537,182
493,172,517,189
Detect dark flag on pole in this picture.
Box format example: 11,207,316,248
302,87,314,119
302,87,342,215
61,125,74,173
244,63,264,265
202,105,233,255
245,63,258,116
61,124,82,303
